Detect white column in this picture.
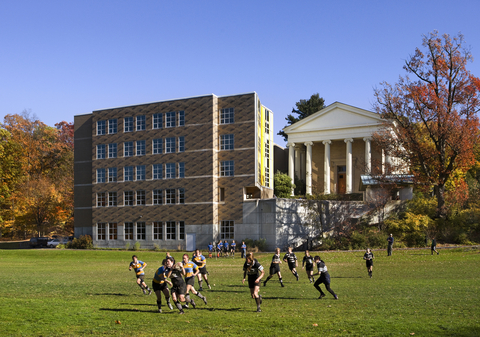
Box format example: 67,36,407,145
345,138,353,194
363,137,371,173
323,140,331,194
304,142,313,195
287,142,295,196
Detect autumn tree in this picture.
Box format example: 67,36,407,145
373,31,480,218
278,93,326,141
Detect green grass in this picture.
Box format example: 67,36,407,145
0,248,479,336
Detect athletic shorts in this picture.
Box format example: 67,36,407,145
199,266,208,275
136,275,145,282
171,280,187,296
248,275,260,289
316,273,331,285
305,265,314,273
185,277,195,286
152,281,168,292
366,260,373,268
288,262,296,270
269,264,280,275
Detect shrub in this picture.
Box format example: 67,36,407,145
242,238,267,252
125,242,130,251
274,171,295,198
133,241,141,251
67,235,93,249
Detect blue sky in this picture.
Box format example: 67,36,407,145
1,0,479,146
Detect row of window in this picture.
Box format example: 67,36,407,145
96,188,185,207
97,221,185,241
96,108,235,136
97,220,234,241
96,163,185,183
96,137,185,159
96,160,234,183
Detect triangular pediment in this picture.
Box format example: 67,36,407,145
284,102,382,134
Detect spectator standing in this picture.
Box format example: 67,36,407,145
387,234,394,256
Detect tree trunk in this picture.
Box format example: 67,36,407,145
435,184,447,218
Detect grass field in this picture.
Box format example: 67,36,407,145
0,248,479,337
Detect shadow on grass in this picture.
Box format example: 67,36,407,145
100,307,241,313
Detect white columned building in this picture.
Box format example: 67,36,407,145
282,102,383,196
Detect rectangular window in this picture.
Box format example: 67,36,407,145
178,136,185,152
153,113,163,129
220,108,234,124
124,141,134,157
153,164,163,180
165,163,175,179
124,166,134,181
136,140,146,156
165,137,175,153
124,222,134,240
108,223,117,240
108,143,117,158
153,221,163,240
108,192,117,206
166,221,176,240
219,187,225,202
96,144,106,159
124,117,134,132
97,121,106,135
97,223,106,240
178,110,185,126
178,162,185,178
136,165,146,181
179,221,185,240
166,111,176,128
108,119,117,134
220,134,234,150
108,167,117,182
153,138,163,154
96,192,106,207
220,161,234,177
96,168,106,183
178,188,185,204
136,190,146,205
220,220,234,240
124,191,134,206
136,115,146,131
153,189,163,205
136,222,146,240
166,189,175,204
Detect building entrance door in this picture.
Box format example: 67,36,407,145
337,165,346,194
186,233,196,251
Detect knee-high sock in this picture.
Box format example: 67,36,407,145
156,300,162,309
196,292,205,300
175,301,183,312
314,279,325,295
325,284,336,297
255,297,261,308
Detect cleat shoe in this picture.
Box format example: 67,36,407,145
158,309,162,313
263,281,267,287
148,289,152,295
143,289,147,295
168,302,174,310
191,300,196,309
310,279,313,283
198,287,203,291
202,297,208,305
318,294,325,299
179,311,185,315
334,295,338,300
281,283,285,287
296,275,299,281
208,284,212,289
256,308,262,312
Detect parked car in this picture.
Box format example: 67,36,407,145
30,237,50,248
47,238,68,248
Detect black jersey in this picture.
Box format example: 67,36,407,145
270,254,281,266
363,252,374,260
316,260,328,274
303,255,314,267
165,266,183,286
243,258,264,277
283,252,297,264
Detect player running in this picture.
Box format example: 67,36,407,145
242,252,265,312
129,255,152,295
263,247,284,287
164,257,195,314
363,248,374,278
192,249,212,291
182,254,208,306
302,250,315,283
283,247,299,281
152,259,174,313
313,255,338,300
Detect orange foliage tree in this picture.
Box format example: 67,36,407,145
373,31,480,218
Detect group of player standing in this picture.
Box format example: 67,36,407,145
129,249,212,314
207,240,248,258
243,247,338,312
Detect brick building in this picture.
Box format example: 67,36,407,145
74,92,274,249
